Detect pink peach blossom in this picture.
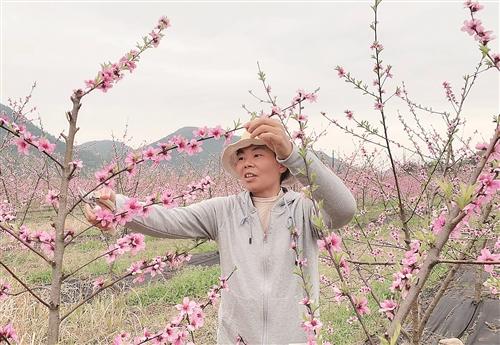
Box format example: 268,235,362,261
379,299,397,320
354,296,370,315
317,233,342,252
37,137,56,154
464,0,484,12
157,16,171,30
193,126,209,138
143,146,160,161
124,198,142,215
149,30,161,47
335,66,346,78
0,280,10,301
185,139,203,156
176,297,197,316
302,317,323,333
147,256,166,277
478,173,500,196
95,207,115,229
15,138,29,154
112,331,130,345
477,248,500,273
209,126,225,139
0,323,18,343
461,18,483,36
345,110,354,120
45,190,59,208
93,277,105,291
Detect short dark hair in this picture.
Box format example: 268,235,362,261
280,169,290,184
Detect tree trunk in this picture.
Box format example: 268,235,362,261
46,94,81,344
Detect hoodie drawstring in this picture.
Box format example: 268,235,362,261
241,189,294,245
283,193,295,230
240,215,253,244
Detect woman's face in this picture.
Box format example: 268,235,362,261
234,145,287,197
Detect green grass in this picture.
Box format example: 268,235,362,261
319,280,391,344
75,239,103,252
61,235,217,279
426,262,449,286
26,269,52,285
83,259,113,276
126,265,221,306
184,240,218,254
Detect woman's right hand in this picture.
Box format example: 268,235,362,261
82,188,117,233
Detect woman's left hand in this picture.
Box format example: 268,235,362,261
244,118,293,160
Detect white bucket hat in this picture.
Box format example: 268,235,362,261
221,131,296,186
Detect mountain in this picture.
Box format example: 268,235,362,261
147,127,240,170
0,103,240,171
1,103,337,173
0,103,65,153
75,140,133,168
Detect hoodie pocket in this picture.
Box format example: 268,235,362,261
266,295,308,344
218,290,262,345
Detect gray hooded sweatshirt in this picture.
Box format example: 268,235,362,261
115,145,357,345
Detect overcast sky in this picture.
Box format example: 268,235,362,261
1,0,498,159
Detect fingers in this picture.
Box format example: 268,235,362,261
245,117,292,157
97,198,116,212
249,123,292,159
257,132,280,149
83,204,116,233
248,124,281,140
93,187,116,211
245,118,282,133
83,204,97,223
95,187,116,203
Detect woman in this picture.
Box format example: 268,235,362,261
85,117,356,345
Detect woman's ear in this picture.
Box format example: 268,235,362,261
278,163,288,174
